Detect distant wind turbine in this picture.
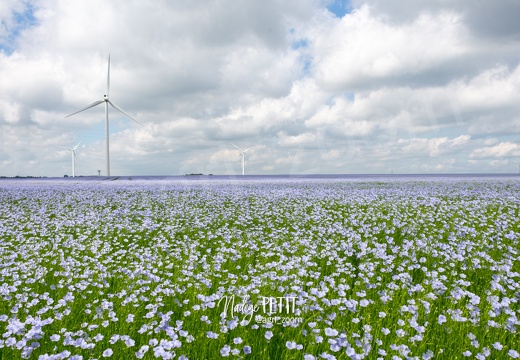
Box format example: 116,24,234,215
231,143,254,175
59,140,83,177
65,55,142,176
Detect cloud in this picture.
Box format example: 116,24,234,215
308,5,469,90
397,135,470,157
277,131,317,147
470,142,520,159
353,0,520,40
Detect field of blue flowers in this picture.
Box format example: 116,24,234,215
0,176,519,359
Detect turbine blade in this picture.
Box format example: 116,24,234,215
107,55,110,98
108,100,143,126
65,100,104,118
231,143,242,151
73,139,84,150
244,146,254,152
58,146,72,150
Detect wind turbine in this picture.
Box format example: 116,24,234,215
59,140,83,177
231,143,254,175
65,55,142,176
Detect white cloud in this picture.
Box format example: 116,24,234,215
397,135,471,157
309,5,468,90
277,131,317,147
470,142,520,158
455,65,520,111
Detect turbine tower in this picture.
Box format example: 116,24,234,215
231,143,253,175
65,55,142,176
59,140,83,177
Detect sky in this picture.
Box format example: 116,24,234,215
1,0,520,177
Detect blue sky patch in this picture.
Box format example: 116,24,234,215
0,4,37,55
326,0,353,18
291,38,309,50
291,37,312,76
301,55,312,75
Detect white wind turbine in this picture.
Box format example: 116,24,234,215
231,143,254,175
59,140,83,177
65,55,142,177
